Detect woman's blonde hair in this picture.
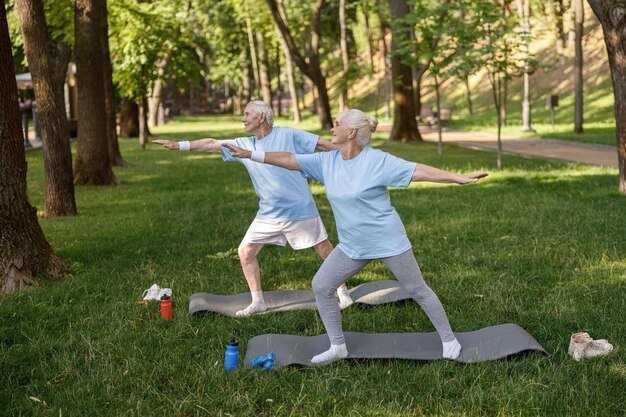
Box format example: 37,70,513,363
335,109,378,146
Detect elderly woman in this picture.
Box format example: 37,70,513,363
224,109,488,365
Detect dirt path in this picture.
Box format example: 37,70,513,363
378,125,618,168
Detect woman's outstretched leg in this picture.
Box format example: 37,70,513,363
381,249,461,359
311,247,369,364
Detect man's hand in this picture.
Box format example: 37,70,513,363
223,144,252,159
152,140,180,150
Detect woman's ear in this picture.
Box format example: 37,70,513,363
348,128,357,140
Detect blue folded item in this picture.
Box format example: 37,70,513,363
250,351,275,370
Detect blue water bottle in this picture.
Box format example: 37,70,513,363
224,336,239,371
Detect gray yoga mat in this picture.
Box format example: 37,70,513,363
244,324,547,367
188,280,412,317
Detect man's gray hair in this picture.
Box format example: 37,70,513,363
247,100,274,127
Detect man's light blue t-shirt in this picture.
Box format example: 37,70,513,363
220,126,320,221
295,146,417,260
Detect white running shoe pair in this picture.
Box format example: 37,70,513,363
141,284,172,301
568,332,613,361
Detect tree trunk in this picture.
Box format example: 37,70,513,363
587,0,626,193
464,76,473,116
553,0,567,54
266,0,333,128
0,2,67,293
518,0,533,132
138,97,148,149
490,72,503,170
148,77,164,128
14,0,77,217
434,75,442,156
388,0,420,142
242,50,252,103
119,98,139,137
376,2,391,119
275,23,301,122
339,0,349,110
74,0,115,185
360,7,374,69
502,78,508,126
275,45,282,117
574,0,584,134
255,31,273,106
101,2,126,167
245,16,261,98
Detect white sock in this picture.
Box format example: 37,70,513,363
311,343,348,365
235,291,267,317
442,338,462,360
336,287,353,309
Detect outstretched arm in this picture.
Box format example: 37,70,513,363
412,163,488,184
315,137,338,152
152,138,224,153
222,144,302,171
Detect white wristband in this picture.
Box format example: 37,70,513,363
178,141,191,151
251,151,266,163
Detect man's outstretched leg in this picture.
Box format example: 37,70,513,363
236,242,267,317
313,239,353,309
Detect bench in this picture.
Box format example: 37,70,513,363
417,105,453,126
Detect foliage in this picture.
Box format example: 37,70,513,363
109,0,203,100
6,0,72,72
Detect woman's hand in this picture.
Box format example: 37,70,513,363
223,144,252,159
152,140,179,150
456,172,489,184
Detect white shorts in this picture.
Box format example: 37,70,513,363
240,216,329,250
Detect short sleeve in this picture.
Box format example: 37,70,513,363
219,139,242,162
295,153,325,184
290,128,319,154
382,152,416,188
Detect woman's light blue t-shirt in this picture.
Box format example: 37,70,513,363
220,126,320,221
295,146,417,260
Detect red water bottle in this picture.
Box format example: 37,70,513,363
160,296,173,320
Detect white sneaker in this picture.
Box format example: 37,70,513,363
142,284,160,301
568,332,592,361
568,332,613,361
583,339,613,359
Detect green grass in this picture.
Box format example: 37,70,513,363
1,115,625,416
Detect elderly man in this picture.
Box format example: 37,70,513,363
154,100,353,316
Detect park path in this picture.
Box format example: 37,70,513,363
25,125,618,168
377,124,618,168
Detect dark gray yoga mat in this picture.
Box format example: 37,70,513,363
244,324,547,367
188,280,411,317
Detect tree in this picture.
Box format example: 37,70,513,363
573,0,583,134
587,0,626,194
74,0,115,184
101,1,126,167
14,0,77,217
275,0,301,122
462,0,533,169
388,0,420,142
266,0,334,128
0,1,67,293
517,0,534,132
339,0,350,110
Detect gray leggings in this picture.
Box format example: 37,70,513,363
312,247,456,345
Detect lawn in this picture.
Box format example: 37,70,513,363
1,115,624,416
